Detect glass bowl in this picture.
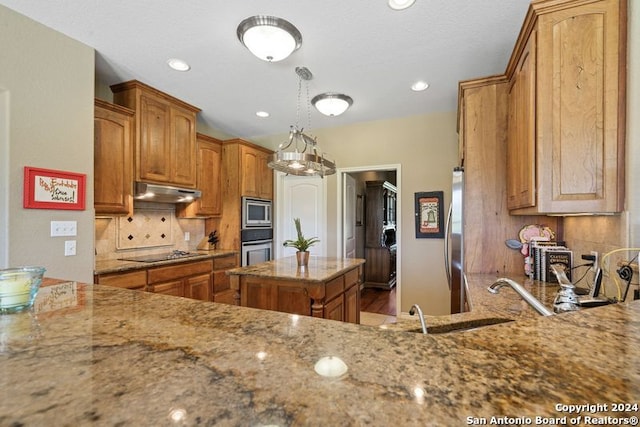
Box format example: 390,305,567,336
0,267,46,313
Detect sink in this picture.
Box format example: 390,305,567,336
407,317,513,334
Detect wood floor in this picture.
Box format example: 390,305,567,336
360,287,396,316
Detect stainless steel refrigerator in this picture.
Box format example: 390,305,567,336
445,167,465,313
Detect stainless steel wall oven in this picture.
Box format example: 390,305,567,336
241,228,273,266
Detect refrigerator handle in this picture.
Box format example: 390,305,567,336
444,202,452,289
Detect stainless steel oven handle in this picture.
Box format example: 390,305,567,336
241,239,273,246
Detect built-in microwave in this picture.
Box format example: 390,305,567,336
242,197,272,228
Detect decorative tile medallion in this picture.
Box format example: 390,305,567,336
117,208,175,249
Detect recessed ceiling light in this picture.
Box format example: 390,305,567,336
167,58,190,71
256,111,270,118
411,80,429,91
388,0,416,10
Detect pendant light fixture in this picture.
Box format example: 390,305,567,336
268,67,337,177
237,15,302,62
312,93,353,117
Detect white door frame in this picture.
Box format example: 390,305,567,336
336,163,402,317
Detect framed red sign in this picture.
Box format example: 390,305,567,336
23,167,86,210
414,191,444,238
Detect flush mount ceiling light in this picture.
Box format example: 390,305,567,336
237,15,302,62
267,67,336,178
167,58,190,71
388,0,416,10
311,93,353,117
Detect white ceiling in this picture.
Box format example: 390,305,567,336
0,0,531,139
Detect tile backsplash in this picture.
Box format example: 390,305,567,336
96,202,206,261
563,213,638,300
117,208,176,249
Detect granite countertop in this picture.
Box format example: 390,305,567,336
227,256,366,282
94,249,238,275
1,277,639,425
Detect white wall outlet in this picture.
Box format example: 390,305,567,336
184,232,190,241
64,240,76,256
51,220,77,237
590,250,599,272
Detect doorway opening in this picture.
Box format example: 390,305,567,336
336,164,401,324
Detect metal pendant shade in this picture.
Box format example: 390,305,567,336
267,67,337,177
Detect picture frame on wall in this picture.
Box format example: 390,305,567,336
23,166,86,210
414,191,444,238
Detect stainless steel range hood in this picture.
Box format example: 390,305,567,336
134,182,202,204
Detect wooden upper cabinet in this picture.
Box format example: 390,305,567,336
507,0,626,214
176,133,223,218
94,99,135,215
240,144,273,200
111,80,200,189
241,145,259,197
222,139,274,201
506,31,536,210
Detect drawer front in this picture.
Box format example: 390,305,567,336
344,268,359,288
148,260,213,284
213,255,237,270
149,280,184,297
325,276,344,302
212,270,230,293
96,270,147,289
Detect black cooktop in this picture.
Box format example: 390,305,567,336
118,251,200,263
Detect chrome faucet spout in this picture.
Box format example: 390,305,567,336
409,304,427,334
488,278,554,316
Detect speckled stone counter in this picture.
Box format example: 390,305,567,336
1,277,639,426
94,249,238,275
226,256,366,282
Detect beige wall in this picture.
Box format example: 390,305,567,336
0,5,95,282
254,112,459,315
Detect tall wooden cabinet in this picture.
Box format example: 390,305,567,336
111,80,200,189
215,139,274,251
94,99,135,215
506,0,626,214
458,77,558,276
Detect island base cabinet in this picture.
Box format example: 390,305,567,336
234,266,360,324
241,277,312,316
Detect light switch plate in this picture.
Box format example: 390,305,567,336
64,240,76,256
51,221,77,237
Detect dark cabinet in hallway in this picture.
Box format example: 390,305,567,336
364,181,397,289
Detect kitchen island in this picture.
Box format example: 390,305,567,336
1,277,639,425
227,256,365,324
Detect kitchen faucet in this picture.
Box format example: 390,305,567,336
409,304,428,334
488,278,554,316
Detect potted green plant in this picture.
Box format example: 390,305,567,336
283,218,319,267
